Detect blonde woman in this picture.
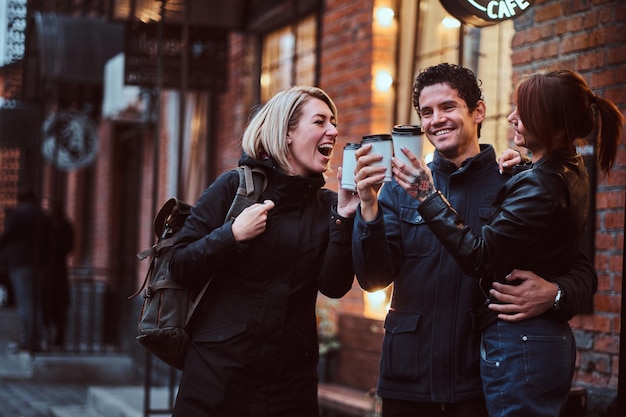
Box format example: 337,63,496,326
170,86,359,417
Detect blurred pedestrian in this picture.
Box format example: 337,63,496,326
43,201,74,349
0,189,50,352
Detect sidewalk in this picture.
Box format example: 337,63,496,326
0,306,173,417
0,307,89,416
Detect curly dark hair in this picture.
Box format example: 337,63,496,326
413,63,484,110
412,63,484,137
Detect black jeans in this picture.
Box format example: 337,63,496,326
382,397,488,417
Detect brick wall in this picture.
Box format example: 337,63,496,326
512,0,626,412
319,0,376,192
214,32,257,179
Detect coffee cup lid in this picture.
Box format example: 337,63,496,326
392,124,423,135
362,134,392,143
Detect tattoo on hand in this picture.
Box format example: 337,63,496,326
409,171,437,200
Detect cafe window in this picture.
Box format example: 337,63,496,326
398,0,514,156
260,14,318,102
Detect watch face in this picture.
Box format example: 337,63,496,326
553,286,563,310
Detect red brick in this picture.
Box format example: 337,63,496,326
554,19,569,36
593,293,621,314
560,33,587,54
532,40,559,60
566,15,584,31
565,0,592,14
535,3,563,22
595,232,616,250
608,254,623,274
539,23,555,39
604,211,625,229
595,272,613,292
511,48,533,65
595,190,625,209
593,334,620,354
572,314,612,332
576,51,606,70
581,10,599,29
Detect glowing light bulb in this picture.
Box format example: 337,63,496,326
375,7,395,27
375,70,393,92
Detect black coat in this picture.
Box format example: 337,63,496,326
0,200,50,268
170,155,354,417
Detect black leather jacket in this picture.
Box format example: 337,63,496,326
419,146,591,327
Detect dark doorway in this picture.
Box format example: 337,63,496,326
107,123,145,349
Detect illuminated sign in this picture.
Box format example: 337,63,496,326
440,0,533,27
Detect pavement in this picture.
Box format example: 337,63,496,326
0,306,175,417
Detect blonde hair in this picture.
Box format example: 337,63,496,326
241,86,338,173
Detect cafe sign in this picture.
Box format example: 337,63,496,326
440,0,533,27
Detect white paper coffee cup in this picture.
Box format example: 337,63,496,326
361,134,393,183
341,142,361,191
391,124,424,167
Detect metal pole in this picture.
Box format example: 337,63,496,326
144,1,166,415
176,0,189,199
618,214,625,417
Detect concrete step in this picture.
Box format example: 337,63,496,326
0,350,136,383
32,354,135,384
49,404,104,417
0,350,33,378
50,386,177,417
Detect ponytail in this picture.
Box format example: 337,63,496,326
593,95,624,175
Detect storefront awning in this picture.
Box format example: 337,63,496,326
24,13,124,87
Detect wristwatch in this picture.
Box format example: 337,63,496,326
553,283,564,311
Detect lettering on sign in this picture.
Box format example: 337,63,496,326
440,0,533,27
124,22,229,91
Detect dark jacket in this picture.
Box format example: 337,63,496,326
170,155,354,416
0,199,50,268
353,145,505,403
419,146,591,327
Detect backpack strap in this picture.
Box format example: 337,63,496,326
187,165,269,324
225,165,268,221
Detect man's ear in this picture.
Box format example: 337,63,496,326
474,100,486,124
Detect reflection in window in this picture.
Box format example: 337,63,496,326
261,15,317,102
